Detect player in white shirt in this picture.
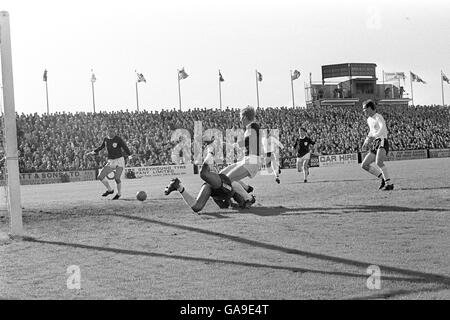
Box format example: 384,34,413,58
261,132,284,184
361,100,394,191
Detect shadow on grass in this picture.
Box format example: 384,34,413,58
26,209,450,299
23,236,432,286
346,285,449,300
201,206,327,218
399,186,450,191
34,211,448,289
202,204,448,218
335,204,448,213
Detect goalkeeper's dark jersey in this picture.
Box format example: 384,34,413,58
94,136,131,160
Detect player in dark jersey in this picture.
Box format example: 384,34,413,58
164,149,254,213
293,127,315,183
86,125,132,200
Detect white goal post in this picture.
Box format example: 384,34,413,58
0,11,23,237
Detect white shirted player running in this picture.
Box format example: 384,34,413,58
361,100,394,191
261,133,284,184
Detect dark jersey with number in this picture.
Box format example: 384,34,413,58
293,137,315,157
94,136,131,159
244,122,261,157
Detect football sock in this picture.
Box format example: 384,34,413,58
178,184,196,208
379,166,392,184
367,165,383,178
101,179,113,192
117,182,122,196
272,161,279,177
204,152,215,166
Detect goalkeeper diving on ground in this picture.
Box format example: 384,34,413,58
164,143,255,213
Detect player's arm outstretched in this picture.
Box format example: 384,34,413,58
86,138,106,156
272,136,284,150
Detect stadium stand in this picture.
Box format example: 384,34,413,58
1,104,449,173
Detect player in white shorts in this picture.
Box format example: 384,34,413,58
361,100,394,191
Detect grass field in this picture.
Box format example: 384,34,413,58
0,158,449,299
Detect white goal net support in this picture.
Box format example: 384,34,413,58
0,11,24,237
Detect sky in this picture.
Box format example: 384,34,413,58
1,0,450,114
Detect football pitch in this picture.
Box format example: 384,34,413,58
0,158,449,299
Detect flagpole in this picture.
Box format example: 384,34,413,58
290,70,295,108
410,72,414,106
441,71,445,106
218,70,222,110
255,70,260,108
45,80,49,114
91,81,96,113
135,81,139,112
177,70,182,111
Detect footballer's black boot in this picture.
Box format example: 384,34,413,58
112,194,121,200
102,190,114,197
241,195,256,209
165,178,181,195
382,184,394,191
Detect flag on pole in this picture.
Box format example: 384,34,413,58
442,71,450,84
384,72,405,82
137,72,146,83
410,71,426,84
43,69,48,82
257,71,263,82
91,70,96,83
219,71,224,82
178,68,189,80
291,70,301,81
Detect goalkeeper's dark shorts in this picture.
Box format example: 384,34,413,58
204,173,233,200
370,138,389,156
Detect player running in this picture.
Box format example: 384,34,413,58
261,131,284,184
293,127,315,183
86,125,132,200
361,100,394,191
164,150,255,213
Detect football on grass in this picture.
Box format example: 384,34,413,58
136,191,147,201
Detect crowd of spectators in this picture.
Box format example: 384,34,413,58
0,104,448,173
